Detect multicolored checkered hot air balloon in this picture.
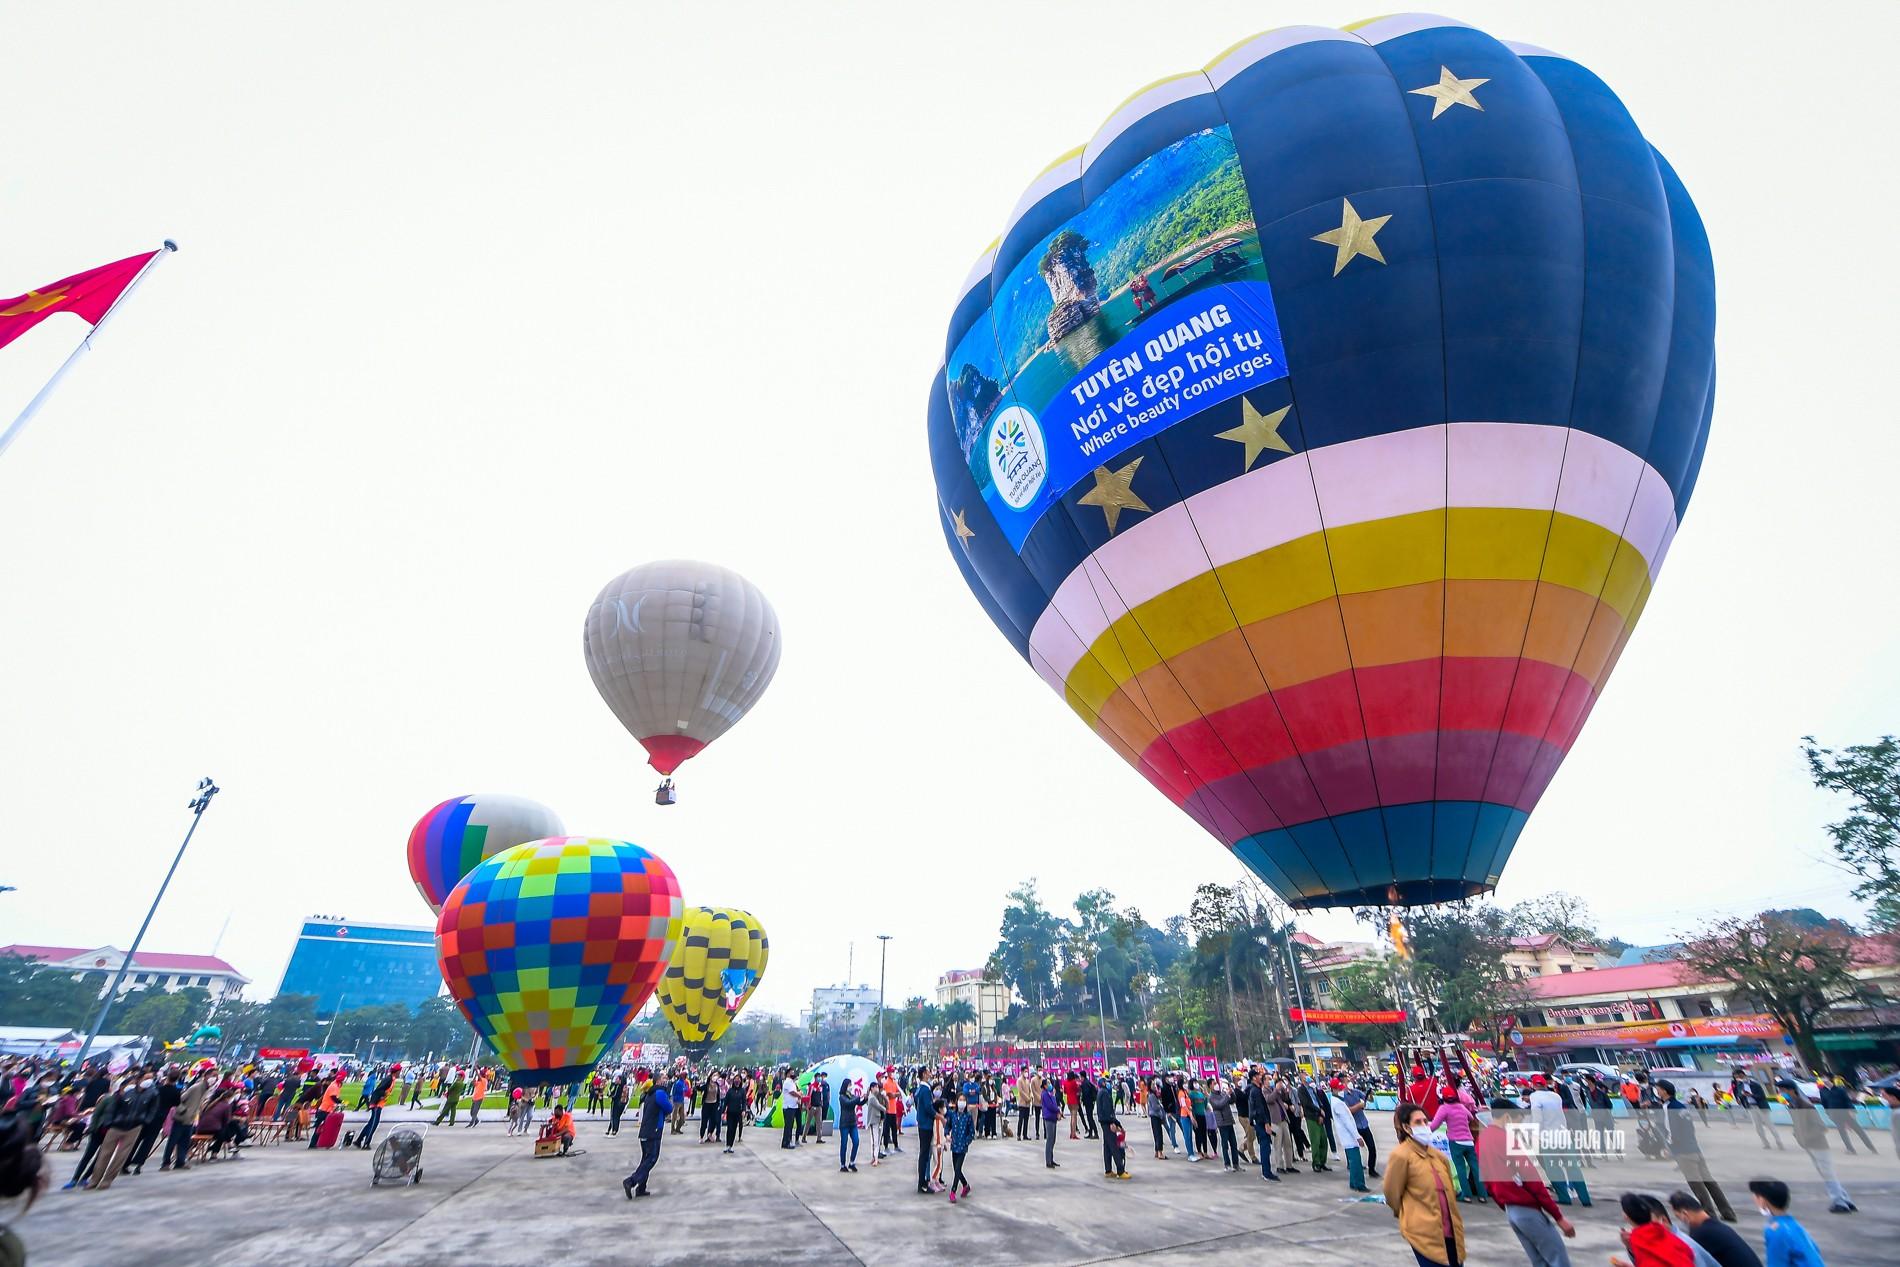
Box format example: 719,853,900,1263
406,794,566,914
436,836,683,1084
656,906,770,1059
930,14,1714,909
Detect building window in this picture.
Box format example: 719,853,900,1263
1558,964,1572,973
135,973,149,984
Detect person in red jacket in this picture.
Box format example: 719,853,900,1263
1479,1099,1577,1266
1610,1193,1693,1267
1407,1065,1443,1117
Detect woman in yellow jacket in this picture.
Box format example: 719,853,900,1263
1382,1103,1466,1266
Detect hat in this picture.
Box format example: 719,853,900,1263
1530,1073,1548,1086
1410,1065,1425,1077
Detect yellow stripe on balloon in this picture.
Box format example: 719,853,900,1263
1067,509,1652,712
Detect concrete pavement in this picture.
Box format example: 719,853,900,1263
15,1108,1899,1265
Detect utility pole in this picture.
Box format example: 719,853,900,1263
875,934,892,1066
75,777,219,1067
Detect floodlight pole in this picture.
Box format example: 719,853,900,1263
74,777,219,1067
875,934,892,1065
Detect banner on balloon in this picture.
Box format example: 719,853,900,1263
945,124,1288,549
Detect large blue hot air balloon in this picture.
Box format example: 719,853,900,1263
929,14,1714,908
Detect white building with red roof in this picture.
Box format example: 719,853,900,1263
0,943,249,1002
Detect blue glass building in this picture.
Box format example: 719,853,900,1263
276,917,441,1014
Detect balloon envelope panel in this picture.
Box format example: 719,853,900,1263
928,15,1714,908
436,836,683,1085
583,560,782,775
657,905,770,1054
407,793,566,913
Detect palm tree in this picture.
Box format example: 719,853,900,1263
941,999,978,1048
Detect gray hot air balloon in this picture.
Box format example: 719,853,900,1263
583,560,781,802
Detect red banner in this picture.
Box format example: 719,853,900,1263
257,1046,310,1059
1290,1007,1408,1024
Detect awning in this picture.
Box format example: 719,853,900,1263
1655,1036,1749,1047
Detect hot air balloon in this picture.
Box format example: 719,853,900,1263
929,15,1713,909
436,836,682,1084
583,560,782,803
655,905,770,1058
406,794,567,914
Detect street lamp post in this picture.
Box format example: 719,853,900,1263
1284,937,1318,1069
75,777,219,1067
1093,948,1110,1068
875,934,891,1066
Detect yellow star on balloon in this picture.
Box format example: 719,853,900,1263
1077,457,1151,534
1214,398,1294,471
0,286,69,318
1312,199,1392,276
1410,66,1489,119
950,507,975,548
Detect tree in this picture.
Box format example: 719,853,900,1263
1677,912,1863,1073
0,953,100,1028
941,999,977,1047
116,985,212,1046
986,879,1064,1014
1324,960,1410,1056
1507,893,1608,946
1149,960,1216,1058
1802,735,1900,931
1405,902,1534,1049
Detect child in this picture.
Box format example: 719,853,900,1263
1749,1179,1829,1267
947,1093,974,1203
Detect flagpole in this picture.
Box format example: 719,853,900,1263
0,240,177,461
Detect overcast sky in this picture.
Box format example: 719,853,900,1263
2,2,1896,1027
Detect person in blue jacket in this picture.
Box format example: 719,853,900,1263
622,1079,672,1199
1748,1179,1827,1267
913,1073,936,1195
946,1092,975,1202
1041,1079,1062,1168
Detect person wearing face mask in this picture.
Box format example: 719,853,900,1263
1609,1192,1696,1267
1667,1191,1762,1267
126,1067,174,1175
91,1075,154,1191
946,1092,975,1202
1745,1180,1825,1267
1383,1102,1466,1266
1097,1073,1128,1179
837,1077,863,1173
1041,1076,1062,1168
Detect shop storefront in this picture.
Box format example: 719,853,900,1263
1491,1014,1784,1071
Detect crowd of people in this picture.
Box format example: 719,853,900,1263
3,1047,1893,1267
605,1056,1894,1267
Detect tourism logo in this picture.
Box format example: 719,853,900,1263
987,405,1047,509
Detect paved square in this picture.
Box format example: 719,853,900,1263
17,1109,1898,1266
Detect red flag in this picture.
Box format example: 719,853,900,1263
0,252,159,352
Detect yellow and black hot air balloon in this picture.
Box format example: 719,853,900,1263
657,906,769,1059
